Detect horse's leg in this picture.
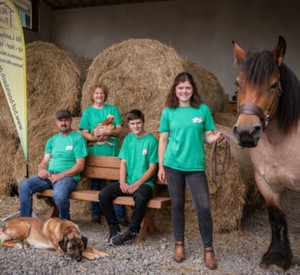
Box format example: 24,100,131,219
260,204,292,271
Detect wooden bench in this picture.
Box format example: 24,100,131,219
36,155,171,242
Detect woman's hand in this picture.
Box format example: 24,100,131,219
157,166,166,183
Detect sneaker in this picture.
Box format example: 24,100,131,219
110,230,137,246
107,224,121,245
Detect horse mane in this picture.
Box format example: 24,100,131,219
242,50,300,133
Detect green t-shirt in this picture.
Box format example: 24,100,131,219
79,104,122,156
159,104,215,171
118,133,158,190
45,131,87,182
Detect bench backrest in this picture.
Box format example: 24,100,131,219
81,155,121,180
81,155,165,186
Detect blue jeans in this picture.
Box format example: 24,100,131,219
164,166,213,247
91,178,125,222
99,181,153,233
19,174,78,220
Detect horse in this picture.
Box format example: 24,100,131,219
232,36,300,271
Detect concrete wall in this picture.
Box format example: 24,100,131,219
35,0,300,98
24,0,52,43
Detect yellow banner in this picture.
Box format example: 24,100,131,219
0,0,28,164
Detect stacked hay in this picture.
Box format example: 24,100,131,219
81,39,184,138
0,41,85,194
26,41,81,120
183,59,226,113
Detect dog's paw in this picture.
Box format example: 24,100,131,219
15,243,23,249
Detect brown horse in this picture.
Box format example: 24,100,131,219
232,36,300,271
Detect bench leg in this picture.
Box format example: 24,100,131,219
43,197,59,218
134,208,156,243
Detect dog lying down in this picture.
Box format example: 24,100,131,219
0,217,109,261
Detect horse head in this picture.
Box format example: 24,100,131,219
232,36,286,147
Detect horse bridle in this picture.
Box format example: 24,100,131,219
237,81,282,129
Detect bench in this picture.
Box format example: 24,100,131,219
36,155,171,242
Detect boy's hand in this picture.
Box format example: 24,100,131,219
120,182,130,193
127,183,140,194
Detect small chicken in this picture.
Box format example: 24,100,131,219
89,114,115,146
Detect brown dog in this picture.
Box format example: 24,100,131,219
0,217,88,262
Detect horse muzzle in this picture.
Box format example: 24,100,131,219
233,123,263,147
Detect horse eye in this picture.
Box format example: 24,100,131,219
270,82,278,90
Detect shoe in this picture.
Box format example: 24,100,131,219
110,230,137,246
118,219,130,227
91,217,101,224
107,224,121,245
173,241,185,262
204,246,217,269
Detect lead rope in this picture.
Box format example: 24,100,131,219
209,135,231,185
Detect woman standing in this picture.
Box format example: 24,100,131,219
158,72,223,269
79,83,126,225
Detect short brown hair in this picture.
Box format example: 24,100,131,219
127,109,145,122
89,83,109,102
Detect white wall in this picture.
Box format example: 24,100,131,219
42,0,300,98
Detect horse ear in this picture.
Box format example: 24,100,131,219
232,41,246,66
272,35,286,66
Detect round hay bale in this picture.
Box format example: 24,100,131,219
0,123,19,195
182,59,226,113
81,38,184,137
213,112,237,129
26,41,81,121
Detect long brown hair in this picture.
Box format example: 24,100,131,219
165,72,202,108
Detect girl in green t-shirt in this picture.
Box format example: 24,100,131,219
158,72,223,270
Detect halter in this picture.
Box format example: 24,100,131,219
237,81,282,129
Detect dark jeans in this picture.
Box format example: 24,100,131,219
99,181,153,233
164,166,213,247
91,178,125,221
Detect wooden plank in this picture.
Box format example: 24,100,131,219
81,166,120,180
36,190,171,209
85,155,120,168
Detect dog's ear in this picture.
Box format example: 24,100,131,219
81,236,88,249
59,237,68,252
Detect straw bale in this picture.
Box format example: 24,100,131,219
81,39,184,137
26,41,81,121
183,59,226,114
213,112,237,129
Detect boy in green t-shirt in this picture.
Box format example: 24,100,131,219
99,109,158,245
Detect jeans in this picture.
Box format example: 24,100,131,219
91,178,125,222
99,181,153,233
19,174,78,220
164,166,213,247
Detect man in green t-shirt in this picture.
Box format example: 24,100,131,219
99,109,158,245
19,110,87,220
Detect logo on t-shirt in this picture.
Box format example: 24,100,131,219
66,145,73,151
142,149,148,155
193,117,203,123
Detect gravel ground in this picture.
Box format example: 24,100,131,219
0,191,300,275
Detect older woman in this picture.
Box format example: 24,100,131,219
79,83,127,225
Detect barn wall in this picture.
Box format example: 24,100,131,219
27,0,300,98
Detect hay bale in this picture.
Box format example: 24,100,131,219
26,41,81,121
213,112,237,129
81,38,184,137
182,59,226,114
